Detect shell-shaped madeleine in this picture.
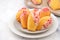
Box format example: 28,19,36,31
20,8,30,29
20,13,28,29
16,8,30,23
16,9,23,23
39,8,50,18
37,16,51,30
27,14,37,32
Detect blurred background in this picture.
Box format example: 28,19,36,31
0,0,60,40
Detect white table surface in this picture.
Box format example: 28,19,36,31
0,0,60,40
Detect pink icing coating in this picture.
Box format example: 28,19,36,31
43,18,52,28
48,0,51,4
33,9,40,25
42,8,49,12
20,8,27,18
32,0,38,5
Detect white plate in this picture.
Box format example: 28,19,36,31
8,14,58,38
14,9,51,34
14,20,49,34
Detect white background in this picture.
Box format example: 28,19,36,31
0,0,60,40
